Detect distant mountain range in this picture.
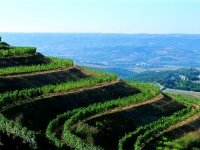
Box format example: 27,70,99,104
1,33,200,78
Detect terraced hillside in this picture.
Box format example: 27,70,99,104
1,36,200,150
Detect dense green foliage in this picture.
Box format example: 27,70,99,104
126,68,200,91
0,57,73,76
0,67,117,148
45,82,160,149
0,68,117,110
156,133,200,149
127,68,200,83
0,113,39,149
0,46,36,57
118,93,200,150
134,109,200,149
0,39,117,148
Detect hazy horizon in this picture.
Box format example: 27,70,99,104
1,0,200,34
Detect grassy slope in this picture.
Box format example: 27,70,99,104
143,112,200,149
70,93,186,150
1,80,139,133
0,43,140,149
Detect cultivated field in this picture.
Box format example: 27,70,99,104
1,37,200,150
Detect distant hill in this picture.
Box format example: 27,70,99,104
1,33,200,78
126,68,200,91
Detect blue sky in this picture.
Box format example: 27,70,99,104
0,0,200,34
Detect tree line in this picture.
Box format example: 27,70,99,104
126,68,200,91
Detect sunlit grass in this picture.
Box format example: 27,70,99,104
157,130,200,150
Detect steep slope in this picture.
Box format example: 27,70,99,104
0,53,51,68
57,93,185,150
0,66,90,93
1,37,200,150
0,37,140,149
1,79,139,133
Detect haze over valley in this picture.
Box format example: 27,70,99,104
1,33,200,78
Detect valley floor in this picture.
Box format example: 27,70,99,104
162,88,200,100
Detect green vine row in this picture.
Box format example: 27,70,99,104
45,82,160,149
0,67,117,148
0,46,36,57
0,57,73,76
118,93,200,150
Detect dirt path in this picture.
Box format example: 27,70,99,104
31,78,120,101
164,112,200,133
52,93,163,141
1,66,76,78
69,93,164,130
141,101,200,149
0,78,120,112
1,65,99,78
